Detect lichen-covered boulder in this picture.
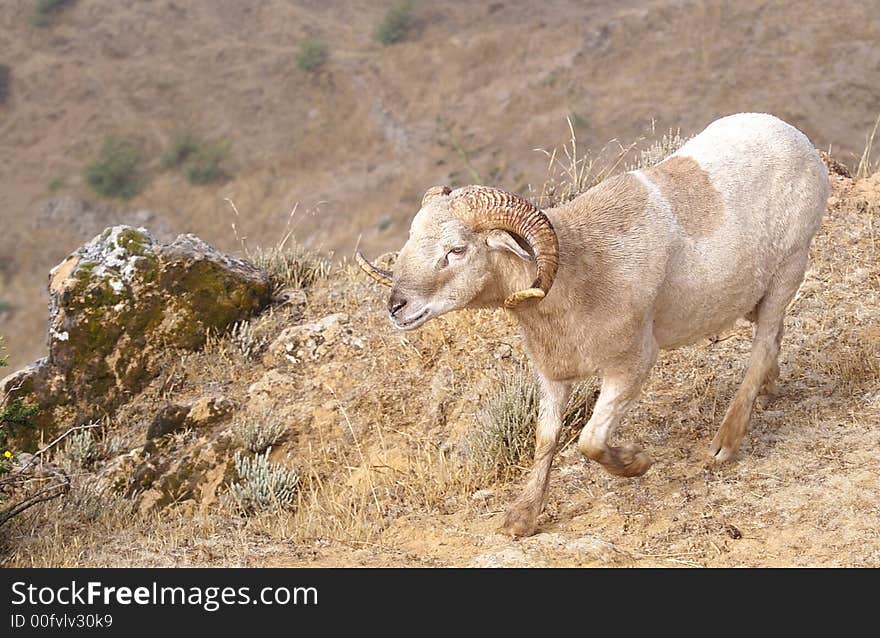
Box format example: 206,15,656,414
1,226,270,444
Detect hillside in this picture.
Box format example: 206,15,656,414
2,0,880,368
2,162,878,568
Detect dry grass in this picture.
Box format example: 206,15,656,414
528,118,686,209
627,127,687,171
855,113,880,179
528,116,637,208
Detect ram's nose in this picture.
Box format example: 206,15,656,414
388,291,408,318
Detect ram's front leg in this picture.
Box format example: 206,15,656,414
577,335,657,477
500,377,571,538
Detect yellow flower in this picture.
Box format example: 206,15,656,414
3,450,11,459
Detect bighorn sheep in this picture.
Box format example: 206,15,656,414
357,113,829,537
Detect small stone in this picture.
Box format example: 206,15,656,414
493,343,513,360
145,404,190,441
470,488,496,501
527,532,568,549
469,547,546,568
186,396,236,427
563,535,625,563
265,313,351,366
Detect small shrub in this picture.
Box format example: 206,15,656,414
60,428,97,470
1,338,39,462
47,176,65,192
469,366,538,478
227,449,298,514
0,64,10,104
247,243,331,293
160,131,199,169
297,38,328,73
31,0,76,27
234,408,287,453
376,2,414,45
101,433,129,457
84,136,143,199
63,481,129,523
467,366,598,479
228,320,270,360
186,143,228,185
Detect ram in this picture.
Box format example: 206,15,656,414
357,113,829,537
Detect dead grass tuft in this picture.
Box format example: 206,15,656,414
855,113,880,180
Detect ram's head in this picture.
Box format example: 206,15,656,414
357,185,559,330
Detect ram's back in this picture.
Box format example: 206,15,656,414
636,113,828,347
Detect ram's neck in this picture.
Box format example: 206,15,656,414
465,252,534,309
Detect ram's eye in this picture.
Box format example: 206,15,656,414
448,246,466,257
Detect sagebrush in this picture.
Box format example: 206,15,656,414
467,365,597,479
227,450,298,514
234,408,287,453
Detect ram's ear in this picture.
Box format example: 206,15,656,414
486,229,533,262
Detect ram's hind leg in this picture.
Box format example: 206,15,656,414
745,308,784,403
758,321,784,403
710,250,808,462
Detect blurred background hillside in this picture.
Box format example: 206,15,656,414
1,0,879,368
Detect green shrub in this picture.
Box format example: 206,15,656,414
31,0,76,27
0,338,39,472
297,38,328,73
376,2,414,45
186,143,228,185
0,64,10,104
161,133,231,184
160,131,199,169
84,136,143,199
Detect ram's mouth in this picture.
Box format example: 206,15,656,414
391,307,431,330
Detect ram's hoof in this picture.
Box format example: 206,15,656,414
499,505,539,538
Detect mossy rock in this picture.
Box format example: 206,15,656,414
8,225,270,448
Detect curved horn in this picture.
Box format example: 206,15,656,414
451,186,559,308
422,185,452,207
355,251,393,287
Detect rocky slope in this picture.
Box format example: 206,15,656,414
2,161,878,567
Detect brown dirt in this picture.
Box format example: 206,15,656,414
3,169,878,568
